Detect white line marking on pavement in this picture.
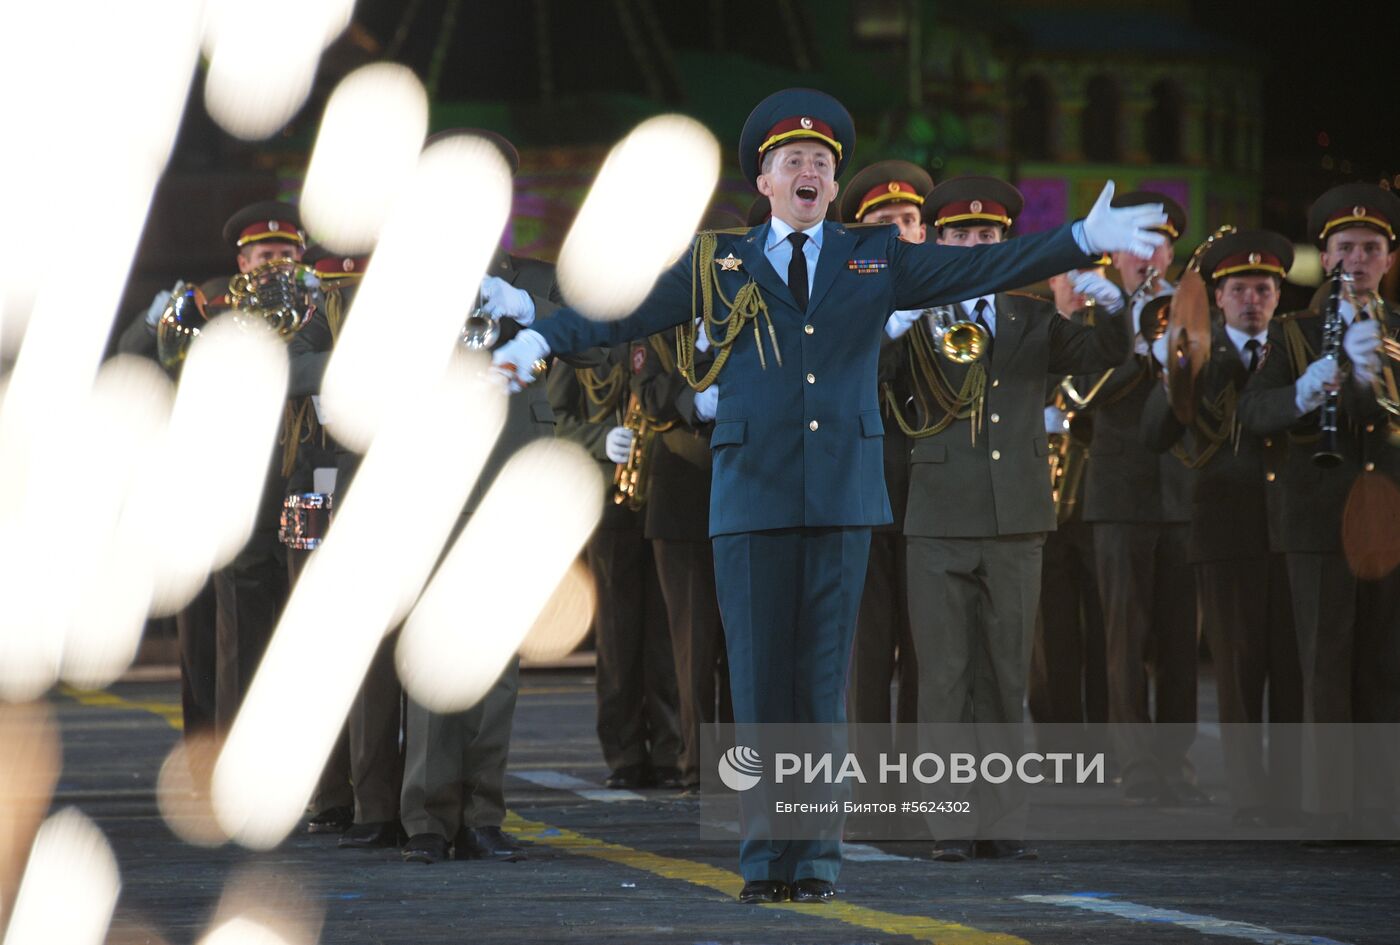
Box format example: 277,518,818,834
512,769,644,802
1018,894,1353,945
842,842,913,862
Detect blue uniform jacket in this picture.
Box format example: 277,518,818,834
531,220,1093,537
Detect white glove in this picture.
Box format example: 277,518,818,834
1295,357,1341,414
885,309,923,340
694,384,718,422
695,319,712,353
489,329,551,393
1343,319,1383,386
1150,335,1168,367
1044,405,1069,434
1081,180,1168,259
479,275,537,327
144,288,174,327
605,426,634,464
1070,270,1125,314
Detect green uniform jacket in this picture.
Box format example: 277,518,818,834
887,292,1130,538
1236,288,1400,554
1141,323,1283,562
632,330,714,543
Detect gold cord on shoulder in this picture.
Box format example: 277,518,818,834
883,324,987,443
676,232,781,391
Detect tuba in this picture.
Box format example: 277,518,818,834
227,257,321,339
928,304,989,364
156,280,211,371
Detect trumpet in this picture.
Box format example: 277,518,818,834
1130,266,1164,341
156,280,211,371
460,289,500,350
928,304,989,364
613,393,656,509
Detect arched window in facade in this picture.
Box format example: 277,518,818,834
1012,74,1054,161
1145,78,1183,163
1081,74,1120,162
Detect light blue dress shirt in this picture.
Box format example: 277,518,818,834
764,216,824,300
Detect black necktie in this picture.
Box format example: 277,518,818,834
787,231,809,311
1244,338,1260,373
973,298,993,337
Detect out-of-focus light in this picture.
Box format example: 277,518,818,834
199,867,322,945
1288,244,1323,287
556,115,719,319
59,358,174,689
398,440,604,712
2,809,119,945
0,703,59,927
199,917,294,945
203,0,331,140
133,318,289,613
157,733,229,848
321,136,512,452
518,558,596,662
301,63,428,255
212,359,504,850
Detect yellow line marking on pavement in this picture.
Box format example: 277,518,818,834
59,685,183,731
505,811,1029,945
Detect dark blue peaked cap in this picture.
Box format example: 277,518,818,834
738,88,855,188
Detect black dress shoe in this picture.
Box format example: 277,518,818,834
975,839,1038,860
605,765,646,789
401,832,451,864
339,821,402,848
306,805,353,834
738,880,790,904
931,839,975,862
791,878,837,903
649,765,685,790
454,826,527,862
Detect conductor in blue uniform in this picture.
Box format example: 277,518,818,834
489,88,1167,904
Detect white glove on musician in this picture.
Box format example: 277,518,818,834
1343,319,1382,386
605,426,634,464
885,309,923,340
694,384,719,422
1150,335,1169,368
1069,270,1125,315
479,275,537,327
144,288,174,327
1079,180,1168,259
1295,357,1340,415
489,329,551,393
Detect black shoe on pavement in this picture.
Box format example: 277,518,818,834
338,821,402,849
605,765,647,789
649,765,686,790
931,839,975,862
306,805,353,834
791,878,837,903
401,832,451,864
454,826,527,861
738,880,790,904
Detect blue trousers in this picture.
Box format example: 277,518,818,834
712,526,872,883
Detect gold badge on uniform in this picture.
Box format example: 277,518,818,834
715,253,743,272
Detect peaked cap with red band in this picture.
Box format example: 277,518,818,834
923,175,1024,230
1198,229,1294,283
1307,181,1400,247
839,159,933,224
222,200,305,251
738,88,855,188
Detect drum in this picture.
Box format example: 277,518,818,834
279,492,333,550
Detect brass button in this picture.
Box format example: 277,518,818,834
990,413,1000,423
809,420,819,431
991,379,1000,388
1266,472,1276,482
991,449,1001,460
1365,461,1376,471
804,324,815,335
806,373,816,384
1366,424,1376,433
1264,438,1272,447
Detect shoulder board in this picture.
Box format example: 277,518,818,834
1274,308,1318,323
1006,290,1053,304
701,226,751,237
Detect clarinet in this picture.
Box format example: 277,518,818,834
1313,262,1347,467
